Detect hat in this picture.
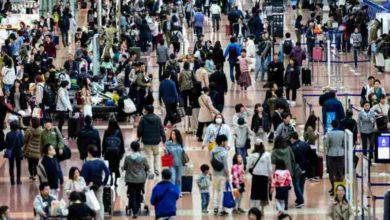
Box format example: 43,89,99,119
322,86,331,92
254,138,263,145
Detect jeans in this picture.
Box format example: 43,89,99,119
158,62,166,81
164,102,177,126
9,157,21,184
57,111,68,135
232,23,240,37
286,88,297,101
195,26,203,36
353,47,360,68
61,31,68,47
201,192,210,210
256,56,269,81
172,42,180,54
28,158,38,177
3,84,12,95
211,14,220,31
170,165,183,193
127,182,145,214
229,60,236,82
361,133,374,159
292,173,305,204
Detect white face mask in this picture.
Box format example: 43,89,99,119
215,118,223,124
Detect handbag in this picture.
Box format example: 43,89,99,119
182,148,190,165
223,182,236,208
85,190,101,211
171,111,182,124
161,153,174,167
290,148,302,177
55,128,72,161
176,103,186,118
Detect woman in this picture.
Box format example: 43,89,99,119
284,58,300,106
327,184,353,220
24,117,43,180
1,55,16,95
8,79,28,112
358,101,376,160
123,141,149,218
102,117,125,187
212,41,225,68
80,82,93,117
5,120,24,185
0,206,10,220
247,139,272,214
295,15,304,43
202,114,232,151
64,167,88,197
40,144,63,197
56,80,73,135
373,79,386,101
67,191,96,220
166,129,185,194
205,53,215,73
303,114,318,146
102,70,119,92
178,62,193,112
197,87,220,141
251,104,270,141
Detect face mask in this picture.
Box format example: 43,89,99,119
215,118,223,124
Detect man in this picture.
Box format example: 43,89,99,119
63,53,79,77
324,120,345,196
41,118,64,159
210,2,222,32
351,27,362,69
224,37,241,83
248,10,263,41
151,169,180,219
77,115,101,161
256,33,271,82
267,54,285,88
209,64,228,112
289,132,311,208
81,145,111,220
193,8,205,36
137,105,166,178
372,94,390,131
319,86,331,107
289,42,306,69
274,112,296,140
228,5,243,37
33,183,57,220
156,39,169,81
59,12,70,47
360,76,375,105
210,134,230,216
281,32,295,67
159,73,179,126
322,91,345,132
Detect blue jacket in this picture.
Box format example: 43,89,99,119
166,141,184,166
151,181,180,218
322,98,345,124
159,79,179,104
5,130,24,159
224,43,242,62
81,158,111,186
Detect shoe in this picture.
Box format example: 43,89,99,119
232,209,239,214
132,214,138,219
238,208,246,213
295,203,304,208
213,208,218,215
219,211,228,216
202,209,209,214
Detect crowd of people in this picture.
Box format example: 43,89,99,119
0,0,384,219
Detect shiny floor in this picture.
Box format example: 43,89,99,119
1,1,390,219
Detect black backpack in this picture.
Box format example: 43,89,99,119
105,131,121,157
283,40,293,54
211,152,224,171
171,31,180,43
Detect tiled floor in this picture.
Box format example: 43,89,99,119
1,1,390,219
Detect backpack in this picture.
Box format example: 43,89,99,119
171,31,180,43
37,159,48,183
210,152,224,171
105,131,121,157
123,98,137,113
282,40,293,54
228,46,238,61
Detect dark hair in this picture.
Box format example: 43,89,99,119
183,61,190,70
84,115,92,125
42,144,52,155
69,191,83,202
346,109,353,117
145,105,154,114
230,37,236,43
31,117,40,129
334,184,349,204
304,114,317,132
169,129,184,146
159,38,165,45
275,159,287,170
131,141,140,152
202,87,209,93
285,32,291,38
329,91,336,98
273,136,287,149
248,207,262,220
213,114,225,124
39,182,50,191
10,120,19,131
68,167,81,180
88,144,100,158
331,120,339,128
241,49,247,53
0,206,8,216
368,76,375,80
200,164,210,173
289,131,299,140
281,112,291,119
216,134,228,146
374,79,381,84
232,153,241,165
60,80,69,88
253,141,265,154
380,94,386,100
107,117,120,133
161,168,172,180
235,103,244,113
216,64,222,70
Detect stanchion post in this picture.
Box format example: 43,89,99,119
303,96,307,121
327,39,331,85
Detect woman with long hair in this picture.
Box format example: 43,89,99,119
23,117,43,180
102,117,125,187
8,79,28,112
166,129,185,194
303,114,318,145
212,41,225,68
284,58,300,106
251,103,271,141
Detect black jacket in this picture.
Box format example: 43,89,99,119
251,112,271,133
319,92,331,106
211,48,225,66
77,125,101,160
8,87,28,110
209,71,228,94
41,155,63,189
272,111,283,131
67,203,95,220
137,113,166,145
267,61,285,87
290,140,311,173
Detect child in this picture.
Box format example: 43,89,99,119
197,164,211,214
238,49,252,91
234,117,252,166
231,154,246,214
271,160,292,218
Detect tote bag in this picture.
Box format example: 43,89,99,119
223,183,235,208
85,190,101,211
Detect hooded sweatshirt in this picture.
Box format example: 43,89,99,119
151,181,180,218
137,113,166,145
234,124,251,148
123,152,149,183
271,147,294,176
289,46,306,66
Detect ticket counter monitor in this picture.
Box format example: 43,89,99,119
375,132,390,163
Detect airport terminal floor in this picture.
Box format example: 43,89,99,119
1,0,390,219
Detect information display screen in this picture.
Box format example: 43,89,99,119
375,133,390,163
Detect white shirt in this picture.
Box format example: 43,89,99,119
210,4,221,15
247,152,272,177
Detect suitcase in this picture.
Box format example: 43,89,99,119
313,46,323,61
103,186,113,215
225,24,231,36
301,67,312,86
182,165,193,193
316,155,323,179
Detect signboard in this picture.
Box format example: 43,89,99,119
375,132,390,163
325,112,336,132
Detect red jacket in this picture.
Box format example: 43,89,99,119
44,42,56,58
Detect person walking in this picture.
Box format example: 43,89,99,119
209,64,228,112
210,2,221,32
178,61,194,113
358,101,376,160
5,121,24,185
166,129,186,194
224,37,242,83
77,115,101,161
159,73,180,127
56,80,73,135
251,104,271,141
197,87,220,141
137,105,166,178
193,8,205,36
351,27,362,69
40,144,63,197
23,117,43,181
156,39,169,81
123,141,150,218
284,58,301,107
41,118,65,160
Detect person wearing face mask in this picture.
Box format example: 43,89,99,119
358,101,376,161
202,114,232,151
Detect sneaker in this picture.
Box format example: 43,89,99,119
238,208,246,213
219,211,228,216
295,203,304,208
213,208,218,215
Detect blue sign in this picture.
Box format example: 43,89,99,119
326,112,336,132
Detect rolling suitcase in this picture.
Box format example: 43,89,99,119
181,165,194,193
103,186,113,215
301,67,312,86
316,155,324,178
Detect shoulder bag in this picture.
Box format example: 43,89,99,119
181,145,190,165
248,152,263,175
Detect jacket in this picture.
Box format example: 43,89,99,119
41,155,63,189
247,151,272,177
178,70,193,91
290,140,311,173
198,94,219,122
289,46,306,66
123,152,149,183
81,158,110,186
209,70,228,94
156,45,169,64
197,173,211,193
271,169,292,188
322,98,346,124
150,181,180,218
210,146,229,177
137,113,166,145
9,87,28,111
166,141,184,167
251,112,271,133
234,124,252,147
324,129,345,157
193,12,205,27
24,127,43,159
33,193,57,217
224,43,242,61
327,202,353,220
64,176,88,196
5,130,24,159
303,126,318,145
267,61,285,87
351,32,362,48
195,67,209,88
357,110,376,134
159,79,179,104
67,202,95,220
275,123,296,140
271,147,294,175
77,125,101,160
1,66,16,85
56,87,72,111
284,64,301,89
203,123,232,146
41,127,64,150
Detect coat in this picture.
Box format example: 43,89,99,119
322,98,345,124
5,130,24,159
324,129,345,157
56,87,72,111
123,152,149,184
137,113,166,145
289,46,306,66
102,129,125,160
327,202,353,220
156,45,169,64
24,127,43,159
284,64,301,89
41,155,63,189
77,125,101,160
150,181,180,218
198,94,219,122
357,110,376,134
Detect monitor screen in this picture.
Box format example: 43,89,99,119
375,133,390,163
